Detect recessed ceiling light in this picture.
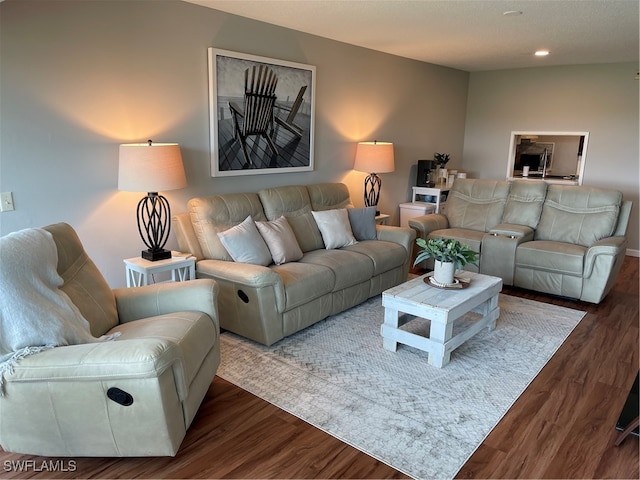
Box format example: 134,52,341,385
535,50,550,57
503,10,523,16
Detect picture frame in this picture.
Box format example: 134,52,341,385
208,48,316,177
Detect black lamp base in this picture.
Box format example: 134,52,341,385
142,248,172,261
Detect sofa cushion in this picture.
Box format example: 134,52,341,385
516,241,586,276
255,216,303,265
258,185,325,252
348,206,377,241
217,216,272,266
258,185,311,219
535,185,622,247
312,209,357,249
445,179,511,232
502,180,548,228
270,261,335,311
188,193,267,260
285,212,325,252
307,183,352,211
300,249,374,291
343,240,407,276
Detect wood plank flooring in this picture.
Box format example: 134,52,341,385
1,257,638,479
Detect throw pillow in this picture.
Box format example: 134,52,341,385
347,206,378,241
311,209,357,249
255,216,303,265
217,215,272,266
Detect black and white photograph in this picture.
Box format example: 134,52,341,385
208,48,315,177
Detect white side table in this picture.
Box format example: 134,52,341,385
411,186,450,213
123,256,196,287
375,213,390,225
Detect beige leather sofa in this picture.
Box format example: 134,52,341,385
409,179,631,303
173,183,416,346
0,223,221,457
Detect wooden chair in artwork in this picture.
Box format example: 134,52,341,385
274,85,307,138
228,65,279,166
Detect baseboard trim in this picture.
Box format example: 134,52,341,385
626,249,640,258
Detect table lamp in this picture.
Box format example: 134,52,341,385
353,141,395,214
118,140,187,261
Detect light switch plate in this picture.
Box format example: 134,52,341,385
1,192,15,212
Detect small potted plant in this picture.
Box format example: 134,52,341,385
413,237,478,285
434,153,450,184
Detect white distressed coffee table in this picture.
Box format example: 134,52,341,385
381,272,502,367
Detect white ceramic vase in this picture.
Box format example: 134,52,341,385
433,260,456,285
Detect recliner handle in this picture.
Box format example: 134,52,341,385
107,387,134,406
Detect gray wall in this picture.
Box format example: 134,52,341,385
463,63,639,254
0,0,469,287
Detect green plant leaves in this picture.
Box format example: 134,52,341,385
413,237,478,268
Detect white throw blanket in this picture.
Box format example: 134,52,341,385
0,227,116,393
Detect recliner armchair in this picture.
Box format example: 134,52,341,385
0,223,221,457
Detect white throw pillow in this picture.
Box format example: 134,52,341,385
256,216,303,265
217,215,272,266
311,209,357,249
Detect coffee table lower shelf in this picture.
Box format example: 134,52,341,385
381,272,502,367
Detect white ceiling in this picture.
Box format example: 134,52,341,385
184,0,639,72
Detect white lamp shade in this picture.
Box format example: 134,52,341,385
353,141,395,174
118,142,187,192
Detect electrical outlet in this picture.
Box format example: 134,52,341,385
1,192,15,212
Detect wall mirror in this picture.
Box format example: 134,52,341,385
507,131,589,185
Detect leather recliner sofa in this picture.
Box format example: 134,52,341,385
173,183,416,346
409,179,631,303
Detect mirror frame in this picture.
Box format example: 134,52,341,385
507,131,589,185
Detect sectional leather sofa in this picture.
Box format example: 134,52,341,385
409,178,631,303
173,183,415,345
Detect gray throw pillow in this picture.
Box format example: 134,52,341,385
217,215,272,266
347,206,377,240
255,216,303,265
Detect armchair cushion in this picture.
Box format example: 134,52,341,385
44,223,118,336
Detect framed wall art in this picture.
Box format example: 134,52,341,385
208,48,316,177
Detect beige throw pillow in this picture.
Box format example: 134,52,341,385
311,209,357,249
256,216,303,265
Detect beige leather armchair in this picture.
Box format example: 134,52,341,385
0,223,221,457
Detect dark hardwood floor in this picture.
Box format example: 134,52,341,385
1,257,638,479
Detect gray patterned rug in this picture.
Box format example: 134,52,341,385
217,293,585,479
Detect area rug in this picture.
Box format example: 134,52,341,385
217,293,586,479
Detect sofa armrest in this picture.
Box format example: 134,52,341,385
5,337,182,383
583,236,628,277
488,223,534,241
408,214,449,238
376,225,416,254
172,212,205,261
195,258,282,288
113,279,218,326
